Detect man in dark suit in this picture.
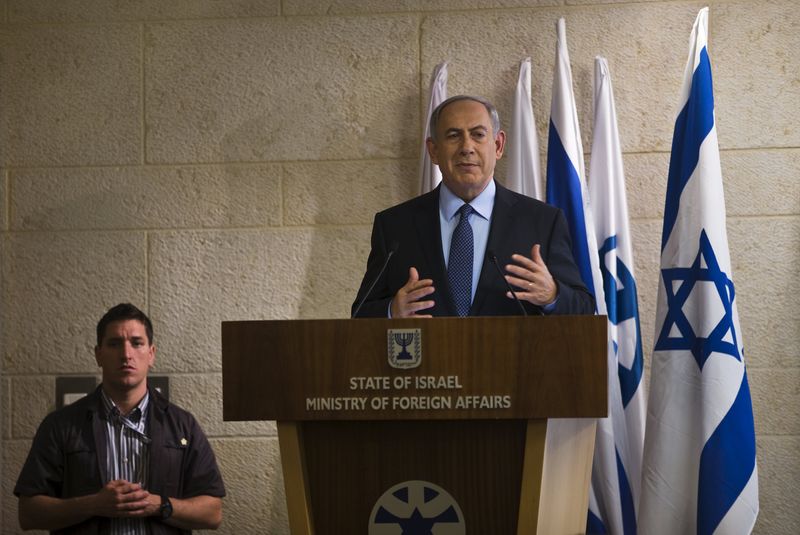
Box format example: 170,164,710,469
352,95,594,318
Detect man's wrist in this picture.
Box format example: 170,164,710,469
541,282,559,313
159,495,173,520
73,493,98,520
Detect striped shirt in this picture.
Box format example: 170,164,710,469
101,389,152,535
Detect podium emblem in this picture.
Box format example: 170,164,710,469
387,329,421,369
368,480,465,535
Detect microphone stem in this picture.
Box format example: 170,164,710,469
488,252,528,317
352,249,396,318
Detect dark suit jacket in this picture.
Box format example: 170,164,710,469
352,181,595,317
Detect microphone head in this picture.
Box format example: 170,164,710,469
389,241,400,254
487,249,498,262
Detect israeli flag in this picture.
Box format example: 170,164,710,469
419,62,448,194
546,19,598,298
639,8,758,535
508,57,543,200
546,20,628,534
588,56,645,535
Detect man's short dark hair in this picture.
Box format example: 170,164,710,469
428,95,501,142
96,303,154,346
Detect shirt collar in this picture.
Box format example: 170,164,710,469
440,179,496,221
100,387,150,421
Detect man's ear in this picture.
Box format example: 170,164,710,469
94,346,101,367
426,138,439,164
494,130,507,159
148,344,156,368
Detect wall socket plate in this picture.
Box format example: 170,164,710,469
55,376,97,409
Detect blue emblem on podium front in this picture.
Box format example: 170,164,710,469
368,480,465,535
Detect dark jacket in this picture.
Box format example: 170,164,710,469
15,386,225,534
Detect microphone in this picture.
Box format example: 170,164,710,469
487,250,528,317
352,241,399,318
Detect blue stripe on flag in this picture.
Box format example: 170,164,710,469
661,47,715,251
616,449,637,535
587,509,607,534
599,236,645,407
546,120,595,297
618,321,644,408
697,371,757,535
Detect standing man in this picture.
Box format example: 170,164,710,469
352,95,594,317
15,303,225,534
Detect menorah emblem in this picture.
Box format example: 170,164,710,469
394,332,414,361
387,329,422,369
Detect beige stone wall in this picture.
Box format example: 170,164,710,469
1,0,797,533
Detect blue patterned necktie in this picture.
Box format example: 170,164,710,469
448,204,474,317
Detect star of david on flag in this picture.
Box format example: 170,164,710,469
656,229,740,370
639,8,758,535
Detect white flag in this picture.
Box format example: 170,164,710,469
588,56,645,535
419,62,448,194
639,8,758,535
508,57,543,200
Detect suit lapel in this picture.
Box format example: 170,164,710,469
90,389,109,484
147,389,166,493
413,186,456,316
471,184,519,315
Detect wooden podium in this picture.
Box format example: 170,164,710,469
222,316,606,534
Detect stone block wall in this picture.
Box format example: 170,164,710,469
1,1,797,533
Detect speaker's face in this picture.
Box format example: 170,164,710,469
427,99,505,203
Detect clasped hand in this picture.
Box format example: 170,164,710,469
92,480,159,518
